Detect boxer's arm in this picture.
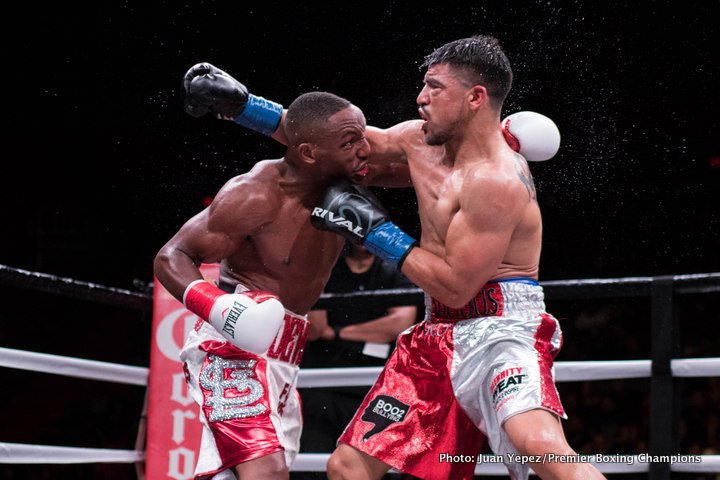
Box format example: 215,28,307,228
361,123,416,188
154,176,287,352
153,209,233,301
154,175,278,302
400,176,526,308
311,176,528,308
306,309,334,341
269,110,289,144
182,61,413,186
338,305,417,343
245,113,416,187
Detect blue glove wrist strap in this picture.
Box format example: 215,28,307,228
233,94,283,136
364,222,417,267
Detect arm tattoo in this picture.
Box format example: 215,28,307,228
514,153,537,201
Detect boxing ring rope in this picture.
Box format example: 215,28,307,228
0,347,150,386
0,264,152,312
1,263,719,477
1,347,718,474
0,442,144,464
1,347,718,389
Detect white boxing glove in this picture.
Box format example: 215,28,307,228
183,280,285,354
501,111,561,162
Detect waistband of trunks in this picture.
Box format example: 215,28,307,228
429,277,543,323
233,282,310,366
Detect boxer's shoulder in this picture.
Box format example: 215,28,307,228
222,160,284,191
211,162,285,219
387,119,425,146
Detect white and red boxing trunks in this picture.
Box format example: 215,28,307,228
181,284,309,479
338,278,566,480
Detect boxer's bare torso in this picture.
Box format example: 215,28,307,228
365,117,541,307
216,161,345,313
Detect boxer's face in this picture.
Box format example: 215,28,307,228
314,105,371,182
417,63,469,146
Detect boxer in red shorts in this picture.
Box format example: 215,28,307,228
311,36,606,480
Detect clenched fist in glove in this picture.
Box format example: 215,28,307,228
183,279,285,354
311,179,417,267
182,62,283,136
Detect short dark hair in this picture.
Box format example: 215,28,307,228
422,35,513,108
284,91,352,144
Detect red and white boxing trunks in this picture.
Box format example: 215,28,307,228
181,284,309,479
338,278,565,480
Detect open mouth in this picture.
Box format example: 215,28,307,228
355,163,369,177
418,108,429,132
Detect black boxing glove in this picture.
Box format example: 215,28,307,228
182,62,283,136
311,179,417,267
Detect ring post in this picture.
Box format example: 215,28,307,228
649,275,676,480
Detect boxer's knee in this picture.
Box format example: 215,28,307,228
504,409,572,456
234,451,289,480
519,429,571,457
327,444,389,480
262,461,289,480
326,449,351,480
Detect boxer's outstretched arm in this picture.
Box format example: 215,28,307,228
182,62,412,185
311,174,528,308
360,124,415,188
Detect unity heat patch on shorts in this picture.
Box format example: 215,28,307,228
490,366,528,411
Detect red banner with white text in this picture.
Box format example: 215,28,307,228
145,264,219,480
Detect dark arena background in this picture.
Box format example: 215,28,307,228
1,2,718,479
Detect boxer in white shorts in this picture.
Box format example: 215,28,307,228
154,91,378,479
